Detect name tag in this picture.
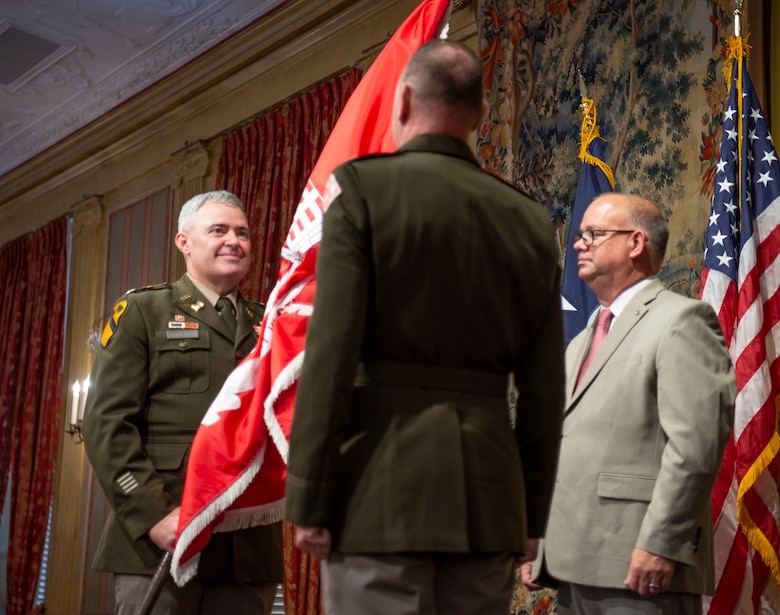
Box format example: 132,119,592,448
167,330,200,340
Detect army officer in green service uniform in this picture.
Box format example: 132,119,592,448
83,190,282,615
285,41,565,615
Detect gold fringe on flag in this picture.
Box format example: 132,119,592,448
737,423,780,582
722,35,751,85
578,98,615,189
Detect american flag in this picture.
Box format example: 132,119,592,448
170,0,453,587
699,43,780,614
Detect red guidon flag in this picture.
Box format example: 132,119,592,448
171,0,453,586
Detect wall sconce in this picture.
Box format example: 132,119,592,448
66,375,90,443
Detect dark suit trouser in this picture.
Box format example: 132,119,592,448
557,582,702,615
321,552,515,615
114,574,277,615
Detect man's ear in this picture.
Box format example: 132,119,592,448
174,232,189,257
628,230,647,260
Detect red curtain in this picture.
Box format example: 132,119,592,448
0,217,68,615
216,68,361,303
215,68,361,615
283,522,325,615
0,239,25,527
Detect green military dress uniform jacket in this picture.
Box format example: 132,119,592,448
83,275,283,581
285,134,565,555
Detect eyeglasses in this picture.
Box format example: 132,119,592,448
573,229,636,246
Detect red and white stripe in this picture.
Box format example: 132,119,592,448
702,193,780,613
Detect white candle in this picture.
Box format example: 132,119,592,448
79,375,91,423
71,381,81,427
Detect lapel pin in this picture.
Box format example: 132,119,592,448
191,301,204,312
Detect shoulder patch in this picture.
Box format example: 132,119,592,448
101,299,128,347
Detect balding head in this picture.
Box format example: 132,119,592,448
392,40,486,146
621,194,669,270
575,193,668,305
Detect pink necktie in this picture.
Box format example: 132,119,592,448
576,309,613,388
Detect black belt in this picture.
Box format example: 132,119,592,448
354,361,508,397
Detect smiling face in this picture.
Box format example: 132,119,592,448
175,200,250,296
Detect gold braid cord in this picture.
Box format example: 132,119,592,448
578,98,615,189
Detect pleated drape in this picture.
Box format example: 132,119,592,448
216,68,361,304
0,216,67,615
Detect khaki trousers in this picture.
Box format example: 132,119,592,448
321,552,515,615
557,582,702,615
114,574,277,615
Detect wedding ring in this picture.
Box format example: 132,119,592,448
648,583,660,591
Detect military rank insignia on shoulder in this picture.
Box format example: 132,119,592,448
126,282,170,294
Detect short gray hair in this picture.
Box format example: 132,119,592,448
403,40,483,117
178,190,246,232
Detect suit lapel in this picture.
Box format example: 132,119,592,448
567,326,594,401
235,294,261,348
171,276,234,342
566,279,665,412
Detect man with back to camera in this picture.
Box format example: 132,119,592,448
83,190,283,614
522,192,735,614
284,40,566,615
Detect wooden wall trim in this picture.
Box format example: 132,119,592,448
0,0,435,247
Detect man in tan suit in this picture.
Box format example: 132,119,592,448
285,40,565,615
523,193,735,614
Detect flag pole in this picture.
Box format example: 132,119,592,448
734,0,744,232
133,552,172,615
577,68,588,99
734,0,743,37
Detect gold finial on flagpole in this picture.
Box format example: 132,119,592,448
734,0,743,38
575,68,616,189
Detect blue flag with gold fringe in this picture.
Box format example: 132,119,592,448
562,98,615,345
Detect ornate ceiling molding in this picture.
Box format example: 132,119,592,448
0,0,286,177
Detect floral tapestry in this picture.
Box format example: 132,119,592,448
477,0,747,301
477,2,751,613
